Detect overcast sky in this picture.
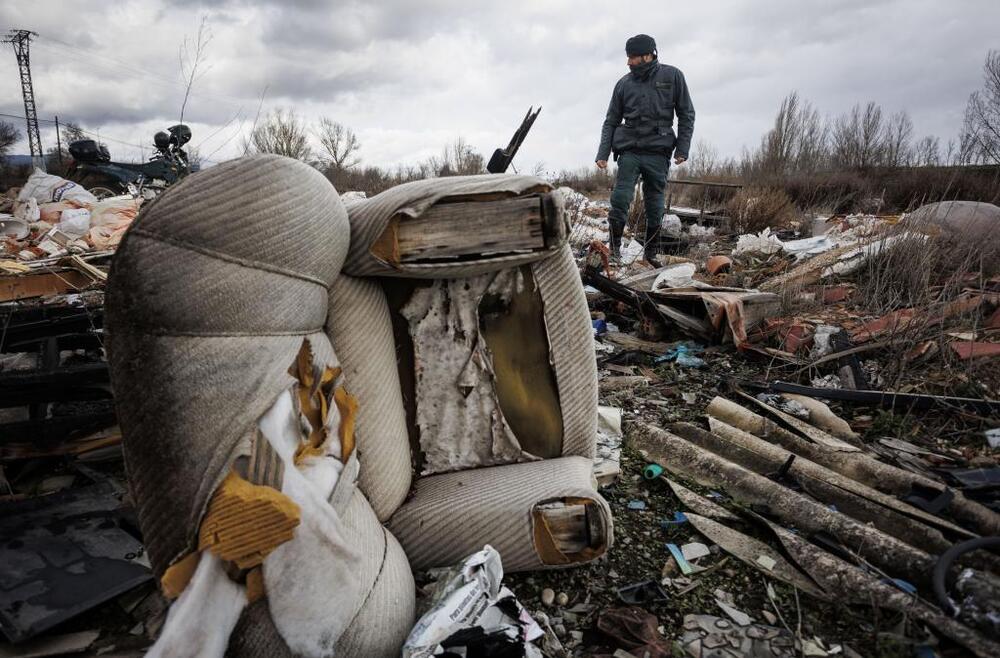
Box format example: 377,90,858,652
1,0,996,174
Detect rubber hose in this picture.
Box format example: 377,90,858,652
932,536,1000,616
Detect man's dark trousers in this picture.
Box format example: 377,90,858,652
608,151,669,257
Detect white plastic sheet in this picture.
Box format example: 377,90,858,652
734,228,783,255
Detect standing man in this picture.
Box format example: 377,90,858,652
596,34,695,265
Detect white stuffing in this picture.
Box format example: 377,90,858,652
144,552,247,658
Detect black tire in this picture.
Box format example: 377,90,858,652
75,174,125,199
88,186,118,200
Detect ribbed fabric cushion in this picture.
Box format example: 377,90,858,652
388,456,613,572
343,174,560,278
326,275,412,521
533,244,599,459
106,155,350,578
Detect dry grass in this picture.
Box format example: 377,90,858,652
725,186,799,234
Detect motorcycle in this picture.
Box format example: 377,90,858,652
68,124,195,199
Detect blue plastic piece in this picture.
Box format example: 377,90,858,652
660,511,688,527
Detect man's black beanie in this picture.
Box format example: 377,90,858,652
625,34,656,57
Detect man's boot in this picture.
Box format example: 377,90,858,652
643,223,661,266
608,221,623,262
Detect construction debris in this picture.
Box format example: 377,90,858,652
4,158,1000,657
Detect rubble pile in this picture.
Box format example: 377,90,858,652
1,165,999,658
520,192,1000,657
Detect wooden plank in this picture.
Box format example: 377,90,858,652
0,270,97,303
396,196,545,262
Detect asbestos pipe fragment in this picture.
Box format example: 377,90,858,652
629,422,937,587
779,393,860,442
701,417,993,543
706,396,1000,537
762,519,1000,658
668,420,955,556
737,390,863,451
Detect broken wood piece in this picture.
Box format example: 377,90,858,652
683,512,826,599
706,396,1000,536
532,498,608,564
64,254,108,281
602,332,677,355
762,518,1000,658
0,270,97,302
374,193,562,264
629,421,939,587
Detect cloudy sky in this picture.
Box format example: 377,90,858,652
1,0,996,174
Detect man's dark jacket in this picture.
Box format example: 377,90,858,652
596,62,695,162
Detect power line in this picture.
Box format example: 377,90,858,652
31,34,247,110
0,111,149,150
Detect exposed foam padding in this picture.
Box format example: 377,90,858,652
387,456,613,572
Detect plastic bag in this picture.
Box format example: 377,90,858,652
57,208,92,237
16,168,97,206
734,228,783,255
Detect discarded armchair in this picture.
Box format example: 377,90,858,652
106,155,612,656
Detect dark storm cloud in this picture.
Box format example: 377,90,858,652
1,0,997,168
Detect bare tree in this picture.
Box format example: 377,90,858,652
242,108,312,161
912,135,941,166
795,102,828,172
0,121,21,160
753,92,828,175
688,140,720,178
832,101,886,169
316,117,361,171
178,17,213,124
883,110,914,167
960,50,1000,164
62,121,86,145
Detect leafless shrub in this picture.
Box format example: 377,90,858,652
856,231,937,315
725,186,798,233
551,166,614,194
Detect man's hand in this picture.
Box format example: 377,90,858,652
596,160,608,170
674,155,687,165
